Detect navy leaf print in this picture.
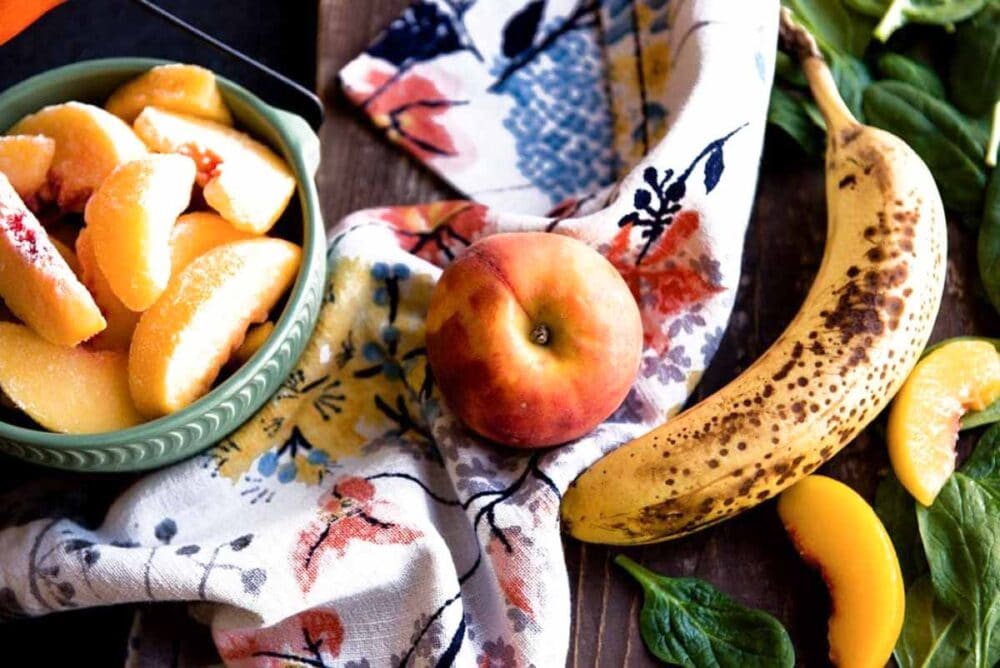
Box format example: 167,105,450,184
154,518,177,545
502,0,545,58
704,147,724,193
82,549,100,567
176,545,200,556
634,189,652,209
230,534,253,552
368,1,463,67
241,568,267,595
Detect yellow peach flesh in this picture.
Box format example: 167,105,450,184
84,154,195,311
169,211,256,274
889,339,1000,506
76,228,140,351
129,238,300,417
0,135,55,200
133,106,295,234
0,174,105,346
105,63,233,125
0,322,142,433
8,102,147,211
778,475,904,668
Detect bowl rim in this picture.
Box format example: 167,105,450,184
0,57,325,448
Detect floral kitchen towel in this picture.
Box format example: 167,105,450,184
0,1,777,666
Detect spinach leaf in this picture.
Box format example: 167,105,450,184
917,473,1000,667
856,0,990,41
782,0,875,58
615,556,795,668
775,51,809,87
878,53,946,99
950,2,1000,118
864,81,987,217
829,50,872,120
769,87,825,156
978,166,1000,314
896,575,973,668
876,81,985,161
962,423,1000,485
874,473,928,584
963,401,1000,431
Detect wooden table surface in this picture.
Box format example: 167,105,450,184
318,2,995,665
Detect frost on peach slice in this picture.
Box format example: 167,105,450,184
0,174,105,346
170,211,255,275
76,228,140,351
48,236,81,277
106,64,234,126
0,322,143,433
8,102,147,211
0,135,55,200
129,238,300,417
133,107,295,234
84,154,195,311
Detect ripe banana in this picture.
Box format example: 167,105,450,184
559,11,947,545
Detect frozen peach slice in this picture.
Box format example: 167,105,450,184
231,321,274,367
76,228,140,351
105,63,233,125
779,475,904,668
170,211,255,274
130,238,301,417
133,107,295,233
0,322,143,433
0,174,105,346
8,102,147,211
84,154,195,311
889,339,1000,506
0,135,55,200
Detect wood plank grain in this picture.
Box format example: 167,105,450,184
317,5,989,666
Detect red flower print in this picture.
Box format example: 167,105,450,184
215,607,344,667
380,201,489,266
293,476,421,592
486,534,533,617
344,64,466,162
607,210,724,353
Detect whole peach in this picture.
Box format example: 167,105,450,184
425,232,643,447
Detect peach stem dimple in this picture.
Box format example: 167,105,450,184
530,323,550,346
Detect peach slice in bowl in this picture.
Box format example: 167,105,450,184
0,59,326,472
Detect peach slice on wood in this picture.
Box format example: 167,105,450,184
0,174,105,346
84,154,195,311
129,238,301,417
0,322,143,433
778,475,905,668
0,135,55,200
105,63,233,125
7,102,147,211
133,106,295,234
170,211,255,274
888,339,1000,506
76,227,140,351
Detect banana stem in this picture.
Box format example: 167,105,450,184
778,8,858,133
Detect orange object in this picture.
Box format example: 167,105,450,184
425,232,643,447
0,173,105,346
76,228,140,352
0,0,65,46
129,238,301,417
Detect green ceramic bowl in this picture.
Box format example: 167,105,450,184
0,58,327,472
